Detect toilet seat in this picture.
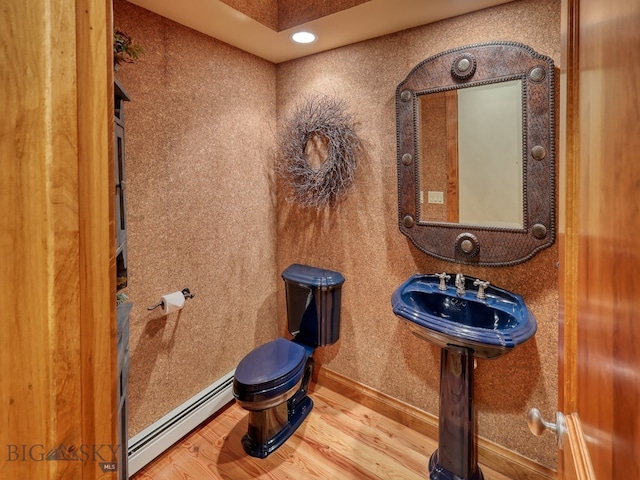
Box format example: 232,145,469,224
233,337,307,406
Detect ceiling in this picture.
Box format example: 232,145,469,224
127,0,516,64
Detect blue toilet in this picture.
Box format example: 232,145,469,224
233,263,345,458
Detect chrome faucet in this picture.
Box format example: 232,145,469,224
455,273,465,296
473,279,490,300
434,272,450,291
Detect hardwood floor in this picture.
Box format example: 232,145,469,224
132,384,514,479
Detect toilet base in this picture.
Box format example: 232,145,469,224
241,395,313,458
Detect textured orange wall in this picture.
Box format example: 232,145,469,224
115,0,559,468
278,0,370,31
220,0,370,31
275,0,560,468
219,0,278,30
420,93,448,222
114,0,278,437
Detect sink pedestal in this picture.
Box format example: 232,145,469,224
392,273,537,479
428,347,484,480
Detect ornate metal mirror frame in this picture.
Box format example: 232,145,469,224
396,42,555,266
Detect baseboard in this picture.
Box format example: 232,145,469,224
127,370,235,476
315,368,557,480
563,413,596,480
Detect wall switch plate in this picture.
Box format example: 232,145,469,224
428,191,444,204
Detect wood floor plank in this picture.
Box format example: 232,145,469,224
133,384,516,479
315,385,439,453
310,389,437,477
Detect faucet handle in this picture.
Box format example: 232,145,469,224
434,272,450,291
473,279,490,299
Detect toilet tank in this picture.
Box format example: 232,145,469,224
281,264,345,347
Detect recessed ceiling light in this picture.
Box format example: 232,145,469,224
291,31,316,44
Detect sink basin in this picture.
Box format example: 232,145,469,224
391,274,536,359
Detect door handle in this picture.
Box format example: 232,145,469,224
527,408,567,449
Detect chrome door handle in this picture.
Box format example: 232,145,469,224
527,408,567,449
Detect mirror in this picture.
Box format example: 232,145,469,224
419,80,524,227
396,42,555,266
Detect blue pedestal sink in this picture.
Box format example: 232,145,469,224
391,273,537,480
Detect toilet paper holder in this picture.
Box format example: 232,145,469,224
147,288,195,311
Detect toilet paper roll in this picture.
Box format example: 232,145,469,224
161,291,185,315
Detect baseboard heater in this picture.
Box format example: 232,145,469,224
127,370,235,476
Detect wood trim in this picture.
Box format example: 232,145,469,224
315,368,557,480
445,90,459,223
558,0,580,417
568,0,640,475
76,1,117,479
0,1,115,479
558,1,581,478
314,368,438,440
563,414,596,480
1,2,82,478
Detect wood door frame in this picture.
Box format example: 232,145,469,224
0,1,116,479
563,0,640,474
559,1,595,478
559,0,580,418
563,414,596,480
78,2,118,478
539,0,640,476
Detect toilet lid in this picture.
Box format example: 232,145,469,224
234,338,307,396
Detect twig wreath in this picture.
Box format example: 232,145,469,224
277,94,361,209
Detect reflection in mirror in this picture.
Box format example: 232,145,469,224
396,42,556,266
419,80,524,228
